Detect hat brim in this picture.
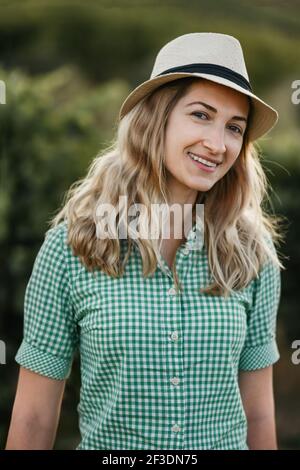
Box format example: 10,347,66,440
118,73,278,142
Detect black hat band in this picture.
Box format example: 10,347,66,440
157,63,252,92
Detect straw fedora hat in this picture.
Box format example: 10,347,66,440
118,32,278,141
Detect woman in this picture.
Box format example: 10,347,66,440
6,32,285,450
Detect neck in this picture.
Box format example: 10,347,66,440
165,192,203,239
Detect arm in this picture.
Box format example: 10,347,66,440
5,366,66,450
238,365,278,450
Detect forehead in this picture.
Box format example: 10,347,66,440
180,79,250,115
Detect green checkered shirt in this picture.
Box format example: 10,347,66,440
15,220,281,450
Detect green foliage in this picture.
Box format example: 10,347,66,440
0,65,127,241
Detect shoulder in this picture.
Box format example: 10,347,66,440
237,232,281,304
36,221,69,267
38,220,84,280
45,219,68,244
249,233,281,305
259,232,281,279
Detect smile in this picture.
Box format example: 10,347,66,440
187,152,220,173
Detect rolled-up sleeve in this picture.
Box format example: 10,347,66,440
238,242,282,371
15,222,79,380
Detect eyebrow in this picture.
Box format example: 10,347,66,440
185,101,248,123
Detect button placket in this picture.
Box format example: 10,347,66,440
170,376,180,386
159,245,185,448
168,286,177,297
182,246,190,256
171,424,181,433
170,331,179,341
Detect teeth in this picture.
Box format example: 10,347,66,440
188,152,217,167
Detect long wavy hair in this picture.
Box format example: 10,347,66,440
49,76,286,297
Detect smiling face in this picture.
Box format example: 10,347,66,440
164,79,250,202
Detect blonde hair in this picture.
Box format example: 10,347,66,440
49,77,286,297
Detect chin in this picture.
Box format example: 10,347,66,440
187,180,214,192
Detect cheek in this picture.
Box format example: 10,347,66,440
164,153,182,177
226,141,243,166
164,125,185,168
165,121,182,149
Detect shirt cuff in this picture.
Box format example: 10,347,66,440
15,339,73,380
238,338,280,371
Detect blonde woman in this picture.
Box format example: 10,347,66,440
6,33,285,450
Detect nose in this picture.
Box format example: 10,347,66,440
202,126,226,155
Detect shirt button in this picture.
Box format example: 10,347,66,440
171,424,181,433
168,287,177,296
170,377,180,386
170,331,179,341
182,247,190,256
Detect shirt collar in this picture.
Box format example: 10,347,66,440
184,219,204,252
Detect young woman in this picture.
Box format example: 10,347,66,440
6,32,285,450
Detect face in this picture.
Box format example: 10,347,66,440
164,79,250,202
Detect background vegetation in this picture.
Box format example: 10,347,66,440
0,0,299,449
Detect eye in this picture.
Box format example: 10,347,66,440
191,112,244,135
191,111,208,120
228,124,243,135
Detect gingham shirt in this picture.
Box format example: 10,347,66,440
15,220,281,450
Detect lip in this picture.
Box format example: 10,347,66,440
187,151,222,166
186,152,220,173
